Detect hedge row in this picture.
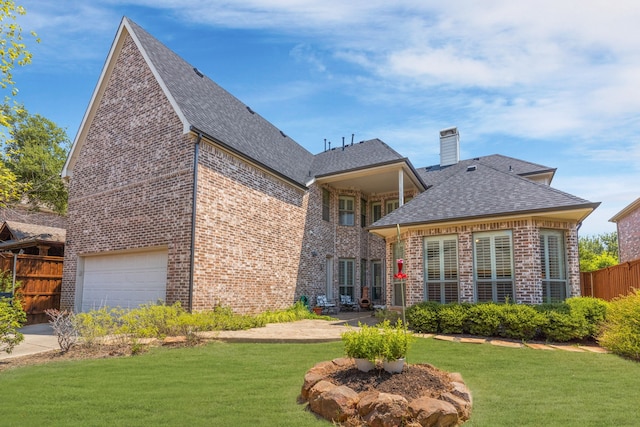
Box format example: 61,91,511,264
406,297,608,342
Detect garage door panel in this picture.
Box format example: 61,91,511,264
81,250,168,311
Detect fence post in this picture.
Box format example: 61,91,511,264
590,272,593,298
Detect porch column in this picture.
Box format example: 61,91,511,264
398,169,404,207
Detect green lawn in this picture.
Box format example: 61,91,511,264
2,339,639,426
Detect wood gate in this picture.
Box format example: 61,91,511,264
0,253,63,324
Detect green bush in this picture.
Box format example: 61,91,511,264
341,322,383,363
598,289,640,361
380,320,414,361
406,301,440,333
74,306,124,345
498,304,545,341
0,296,26,353
254,301,321,324
467,303,502,336
438,303,469,334
540,311,589,342
566,297,608,338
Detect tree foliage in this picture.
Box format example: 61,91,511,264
1,103,70,213
579,232,618,272
0,1,39,126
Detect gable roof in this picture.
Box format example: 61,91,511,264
312,139,408,176
370,159,599,230
64,17,314,187
0,221,66,247
610,197,640,223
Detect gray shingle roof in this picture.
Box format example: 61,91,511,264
417,154,555,187
371,160,598,228
311,138,406,176
127,18,315,186
0,221,66,244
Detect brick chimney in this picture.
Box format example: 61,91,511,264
440,127,459,167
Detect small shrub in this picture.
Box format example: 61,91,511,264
540,311,589,342
438,304,469,334
467,303,502,336
380,320,414,361
407,302,440,333
598,289,640,360
254,301,319,324
0,296,26,354
45,309,78,352
74,306,124,346
498,304,545,341
566,297,608,338
342,322,383,363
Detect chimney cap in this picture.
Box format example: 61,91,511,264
439,127,458,137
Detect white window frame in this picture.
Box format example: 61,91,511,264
339,196,355,226
339,258,355,298
473,230,515,303
386,199,399,215
540,229,567,303
424,235,459,303
371,202,382,223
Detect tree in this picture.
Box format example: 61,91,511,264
1,103,69,213
579,232,618,272
0,1,39,126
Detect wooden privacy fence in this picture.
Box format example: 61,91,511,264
0,253,63,324
580,257,640,301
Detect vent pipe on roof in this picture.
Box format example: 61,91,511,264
342,136,345,151
440,127,460,167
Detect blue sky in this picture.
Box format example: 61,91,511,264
10,1,640,236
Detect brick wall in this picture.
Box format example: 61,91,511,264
617,206,640,263
61,33,195,310
191,142,308,313
383,218,580,306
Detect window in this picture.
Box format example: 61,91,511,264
371,202,382,223
371,261,383,302
322,189,330,222
474,231,514,303
386,199,399,214
339,196,355,226
540,230,567,302
424,236,459,303
360,199,367,228
339,259,355,298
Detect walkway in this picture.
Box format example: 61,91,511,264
0,311,607,360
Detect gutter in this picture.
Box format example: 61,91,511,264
188,132,202,312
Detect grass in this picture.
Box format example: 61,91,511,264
2,339,640,426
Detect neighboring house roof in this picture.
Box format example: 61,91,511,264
64,17,315,187
0,221,66,250
610,197,640,223
370,159,599,229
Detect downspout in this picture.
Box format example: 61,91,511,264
188,132,202,312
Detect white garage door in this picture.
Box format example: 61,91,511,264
81,250,168,312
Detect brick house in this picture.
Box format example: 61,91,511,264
610,197,640,263
60,18,598,313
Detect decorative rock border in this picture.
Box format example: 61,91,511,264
300,358,472,426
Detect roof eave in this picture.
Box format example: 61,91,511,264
610,197,640,223
190,126,308,191
368,203,600,238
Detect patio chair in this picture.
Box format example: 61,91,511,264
340,294,359,311
316,295,338,314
